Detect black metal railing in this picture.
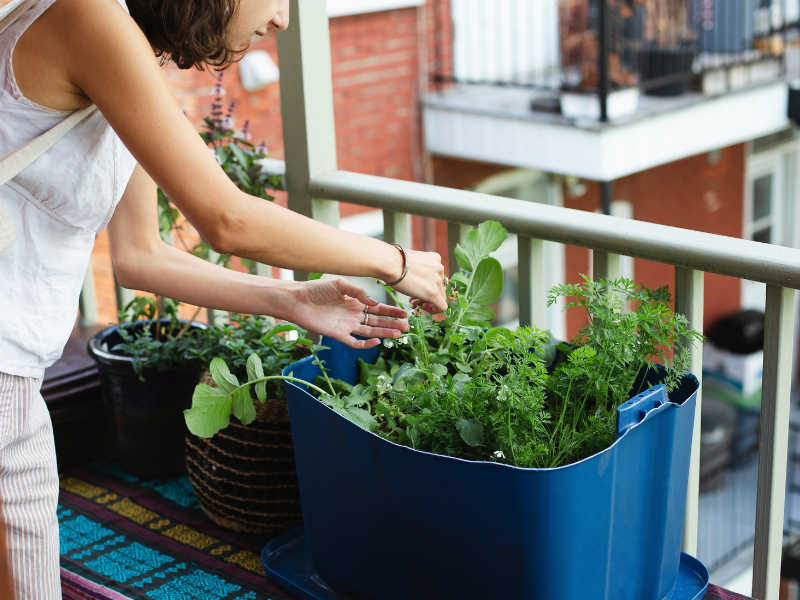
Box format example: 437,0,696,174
431,0,797,121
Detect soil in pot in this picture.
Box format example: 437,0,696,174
88,320,206,478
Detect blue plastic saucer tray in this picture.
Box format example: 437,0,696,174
261,527,710,600
279,338,704,600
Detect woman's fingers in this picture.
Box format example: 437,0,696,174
337,335,381,350
354,325,403,339
334,278,379,308
409,298,442,314
364,304,409,323
367,304,409,331
358,314,407,334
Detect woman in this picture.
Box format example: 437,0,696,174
0,0,447,595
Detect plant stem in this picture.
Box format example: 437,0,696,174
154,297,162,342
442,275,476,353
550,377,573,449
309,346,336,395
229,375,328,398
176,306,204,339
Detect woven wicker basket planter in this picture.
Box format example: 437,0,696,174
186,373,302,535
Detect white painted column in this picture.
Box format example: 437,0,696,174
276,0,340,281
752,285,796,600
674,267,704,556
592,251,621,281
518,236,547,330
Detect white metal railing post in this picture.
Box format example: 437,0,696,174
384,211,410,305
753,285,796,600
276,0,340,281
447,223,472,277
518,236,547,329
383,211,410,249
674,267,704,556
593,251,621,281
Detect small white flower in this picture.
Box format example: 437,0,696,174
383,340,395,348
493,450,505,459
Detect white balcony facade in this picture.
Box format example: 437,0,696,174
424,80,792,181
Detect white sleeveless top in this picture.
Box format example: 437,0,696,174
0,0,137,377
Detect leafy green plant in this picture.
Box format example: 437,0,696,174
112,299,310,391
184,315,311,399
184,220,703,467
112,296,202,377
183,336,326,438
295,221,703,469
184,354,328,438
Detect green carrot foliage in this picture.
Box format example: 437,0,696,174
184,221,703,467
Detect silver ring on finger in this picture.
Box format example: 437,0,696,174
362,312,369,326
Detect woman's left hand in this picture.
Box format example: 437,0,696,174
288,278,409,349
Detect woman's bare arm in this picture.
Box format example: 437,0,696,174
14,0,446,311
109,165,410,348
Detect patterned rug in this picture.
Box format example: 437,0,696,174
703,586,752,600
58,458,751,600
58,458,296,600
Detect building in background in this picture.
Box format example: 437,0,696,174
80,0,800,350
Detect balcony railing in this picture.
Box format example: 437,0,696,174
75,1,800,598
280,3,800,598
430,0,797,121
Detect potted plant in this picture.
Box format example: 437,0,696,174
158,73,283,269
638,0,697,96
184,314,312,536
186,221,707,600
88,74,283,478
88,296,207,477
559,0,641,119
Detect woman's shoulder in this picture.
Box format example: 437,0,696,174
14,0,157,112
37,0,142,49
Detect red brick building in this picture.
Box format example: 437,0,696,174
78,0,797,344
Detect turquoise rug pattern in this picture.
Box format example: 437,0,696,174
58,458,297,600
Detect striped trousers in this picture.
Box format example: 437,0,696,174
0,372,61,599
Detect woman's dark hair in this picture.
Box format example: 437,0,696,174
127,0,245,70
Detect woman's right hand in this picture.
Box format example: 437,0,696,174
390,249,447,313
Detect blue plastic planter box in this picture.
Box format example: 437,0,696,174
282,339,700,600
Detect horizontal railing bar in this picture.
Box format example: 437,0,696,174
309,170,800,289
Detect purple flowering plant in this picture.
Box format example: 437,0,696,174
157,72,282,270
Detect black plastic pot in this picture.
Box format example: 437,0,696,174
87,320,207,478
639,48,695,97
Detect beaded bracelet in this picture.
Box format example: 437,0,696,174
381,243,409,286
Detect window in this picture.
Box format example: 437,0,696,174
741,135,800,309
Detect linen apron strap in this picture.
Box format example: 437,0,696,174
0,0,98,256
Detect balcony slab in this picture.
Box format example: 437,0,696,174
424,81,791,181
